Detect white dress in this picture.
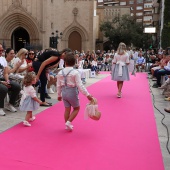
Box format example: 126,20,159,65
111,53,130,81
19,85,40,111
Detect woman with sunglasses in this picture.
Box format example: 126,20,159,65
26,50,36,72
32,48,72,106
12,48,32,77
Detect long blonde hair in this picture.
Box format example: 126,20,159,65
16,48,28,59
117,42,126,55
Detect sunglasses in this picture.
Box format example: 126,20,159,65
24,53,28,56
0,50,4,52
29,53,35,55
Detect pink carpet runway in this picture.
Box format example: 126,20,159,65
0,73,164,170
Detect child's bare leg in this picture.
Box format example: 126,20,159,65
118,81,123,93
64,107,71,122
23,111,32,126
117,81,119,90
68,106,80,122
25,111,32,121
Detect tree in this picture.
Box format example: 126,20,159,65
100,14,151,49
161,0,170,49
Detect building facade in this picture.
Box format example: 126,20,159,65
96,0,162,50
97,0,154,26
97,0,130,51
0,0,97,52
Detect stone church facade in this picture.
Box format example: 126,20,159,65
0,0,96,52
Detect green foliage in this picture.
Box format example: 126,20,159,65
161,28,170,48
100,14,150,49
161,0,170,48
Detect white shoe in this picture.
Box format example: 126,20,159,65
158,83,168,89
0,109,6,116
65,124,73,130
15,74,24,79
65,121,73,130
4,103,17,112
48,88,54,94
23,121,31,127
9,73,15,79
29,116,36,122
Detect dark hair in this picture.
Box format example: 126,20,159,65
23,72,36,86
27,51,36,61
64,52,75,66
59,48,72,55
5,48,13,58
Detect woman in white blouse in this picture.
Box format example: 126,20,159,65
12,48,32,76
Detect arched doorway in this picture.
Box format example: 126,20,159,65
68,31,82,52
11,27,30,52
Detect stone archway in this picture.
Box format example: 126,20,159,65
62,17,89,51
0,10,40,50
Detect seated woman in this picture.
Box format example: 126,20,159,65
0,44,21,116
84,54,92,70
5,48,22,79
12,48,32,77
91,57,99,74
153,55,170,88
150,53,167,79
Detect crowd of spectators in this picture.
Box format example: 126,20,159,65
1,42,170,115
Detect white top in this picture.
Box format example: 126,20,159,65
23,85,37,98
0,56,7,67
12,57,27,74
91,60,98,66
20,85,37,106
57,67,90,97
59,59,64,68
164,61,170,71
0,56,7,79
113,53,130,64
78,60,84,69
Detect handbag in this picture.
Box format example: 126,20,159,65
84,98,101,121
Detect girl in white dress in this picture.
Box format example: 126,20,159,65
111,42,130,98
20,72,42,127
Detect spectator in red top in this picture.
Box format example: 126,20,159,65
26,50,36,72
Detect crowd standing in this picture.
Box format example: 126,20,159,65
0,42,170,128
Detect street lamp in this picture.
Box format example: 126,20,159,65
49,30,63,49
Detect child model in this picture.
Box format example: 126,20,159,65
112,42,130,98
57,52,93,131
20,72,42,127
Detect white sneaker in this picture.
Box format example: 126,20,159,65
5,103,17,112
65,124,74,130
0,109,6,116
29,116,36,122
23,121,31,127
65,121,73,130
15,74,24,79
48,88,54,94
9,73,15,79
